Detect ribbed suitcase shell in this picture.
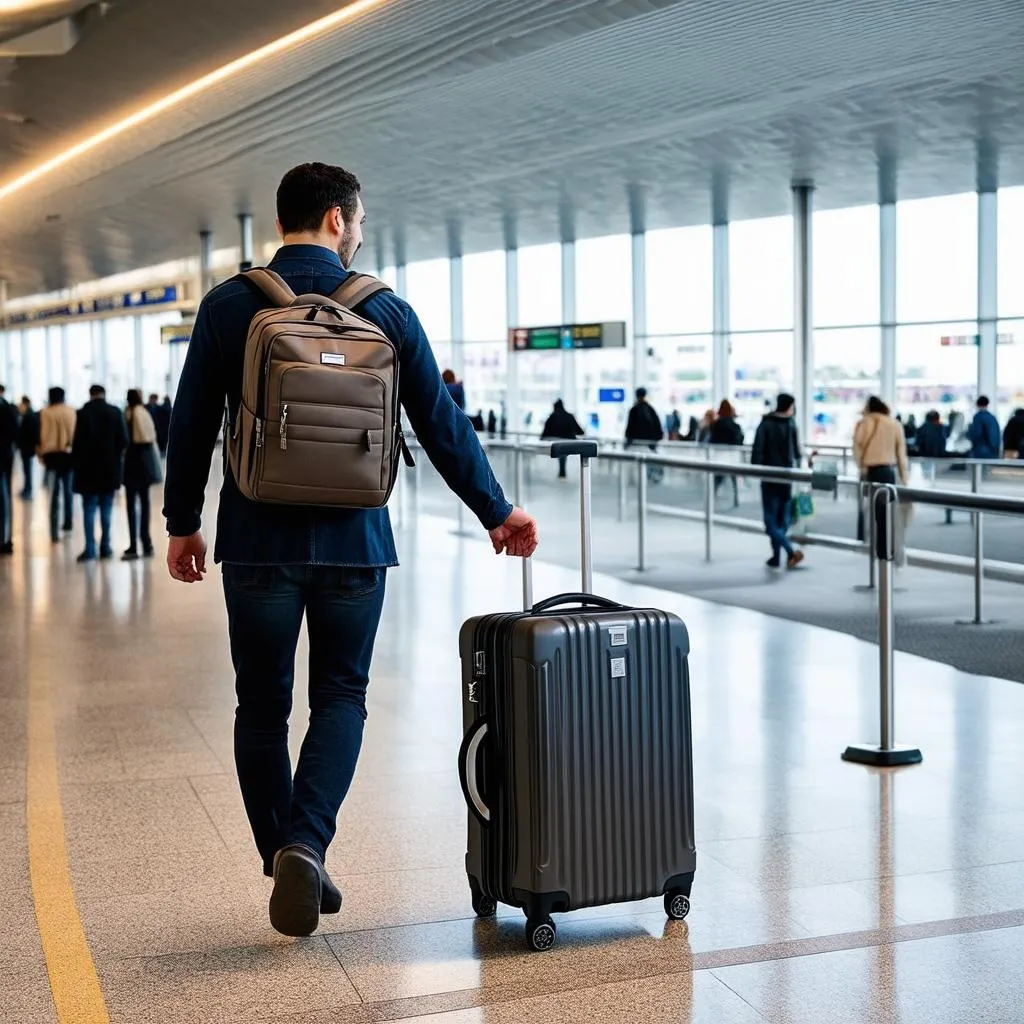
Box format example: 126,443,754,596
459,604,695,917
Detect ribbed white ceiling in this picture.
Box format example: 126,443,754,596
0,0,1022,297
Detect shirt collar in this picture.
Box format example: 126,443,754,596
269,244,343,269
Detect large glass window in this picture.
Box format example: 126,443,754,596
25,329,47,408
998,187,1024,318
813,327,881,443
646,336,713,437
404,258,451,347
462,341,507,425
4,332,25,402
897,193,977,323
813,205,879,327
462,250,506,342
996,319,1024,417
516,244,561,326
378,265,398,291
140,312,180,399
645,226,713,336
105,317,135,406
66,323,94,407
896,322,978,448
730,331,794,433
730,215,793,331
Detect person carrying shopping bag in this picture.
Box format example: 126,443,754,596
854,396,911,562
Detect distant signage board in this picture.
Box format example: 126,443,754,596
7,285,182,326
509,321,626,352
940,333,1015,347
161,321,193,345
598,388,626,403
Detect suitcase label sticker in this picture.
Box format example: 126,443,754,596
610,656,627,679
608,625,629,647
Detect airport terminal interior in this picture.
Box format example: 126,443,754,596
2,1,1024,1021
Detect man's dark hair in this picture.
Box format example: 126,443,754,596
48,386,65,404
0,384,5,395
636,387,647,401
89,384,106,399
277,162,361,234
977,395,990,408
926,409,941,423
776,393,795,414
148,393,159,404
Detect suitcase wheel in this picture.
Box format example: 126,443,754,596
665,891,691,921
525,917,556,952
471,891,497,918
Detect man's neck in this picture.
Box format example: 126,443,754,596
281,232,338,254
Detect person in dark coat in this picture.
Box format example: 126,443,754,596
709,399,745,508
752,393,803,570
441,369,466,412
967,396,1000,460
16,397,40,500
147,392,172,457
0,384,18,555
122,389,162,560
71,384,129,562
625,387,664,483
1002,408,1024,458
540,399,585,478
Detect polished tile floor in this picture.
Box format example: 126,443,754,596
2,492,1024,1023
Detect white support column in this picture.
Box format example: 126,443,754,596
44,325,55,391
712,222,731,403
977,190,998,403
239,213,254,271
199,230,214,297
395,262,407,298
879,202,897,408
792,184,814,443
97,318,109,387
60,323,70,391
506,248,519,437
631,230,647,394
450,253,465,379
0,278,10,391
21,330,31,401
560,240,576,409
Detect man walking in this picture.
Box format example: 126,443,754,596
71,385,128,562
0,385,17,555
37,386,77,544
967,395,1000,461
625,387,665,483
163,162,537,938
752,393,804,570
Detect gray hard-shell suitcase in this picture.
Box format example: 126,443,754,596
458,441,696,951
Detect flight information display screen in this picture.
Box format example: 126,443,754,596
509,321,626,352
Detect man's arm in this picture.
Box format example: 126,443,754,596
162,299,227,539
397,304,511,530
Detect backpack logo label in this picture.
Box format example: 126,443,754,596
320,352,346,366
467,681,479,704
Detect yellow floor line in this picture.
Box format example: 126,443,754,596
27,672,110,1024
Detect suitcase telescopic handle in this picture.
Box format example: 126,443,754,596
458,718,491,825
548,441,597,593
529,593,627,614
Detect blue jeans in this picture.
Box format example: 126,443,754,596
222,563,387,874
47,461,74,542
81,492,115,558
761,484,794,559
0,463,11,547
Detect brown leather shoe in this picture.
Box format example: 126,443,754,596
786,550,805,570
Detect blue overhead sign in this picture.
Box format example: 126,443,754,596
6,285,181,326
598,388,626,403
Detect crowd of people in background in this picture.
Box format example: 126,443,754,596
0,382,171,562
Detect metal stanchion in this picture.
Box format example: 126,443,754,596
636,458,648,572
704,470,714,562
957,461,991,625
842,485,922,767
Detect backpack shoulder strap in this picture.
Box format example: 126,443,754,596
239,268,296,307
331,273,392,310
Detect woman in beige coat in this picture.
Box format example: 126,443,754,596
854,395,909,549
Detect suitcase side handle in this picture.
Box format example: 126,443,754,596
530,592,627,614
458,718,491,825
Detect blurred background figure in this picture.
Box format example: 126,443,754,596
147,393,172,458
38,386,76,545
853,396,908,545
1002,407,1024,459
441,369,465,411
710,399,745,509
71,385,128,563
0,384,17,555
967,396,1000,461
122,389,162,561
625,387,664,484
665,408,681,441
17,397,39,500
696,409,716,444
541,399,585,478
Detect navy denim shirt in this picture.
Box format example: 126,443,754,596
163,245,512,566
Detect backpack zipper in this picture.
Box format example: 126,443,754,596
280,404,289,451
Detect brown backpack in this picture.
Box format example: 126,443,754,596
227,268,414,509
